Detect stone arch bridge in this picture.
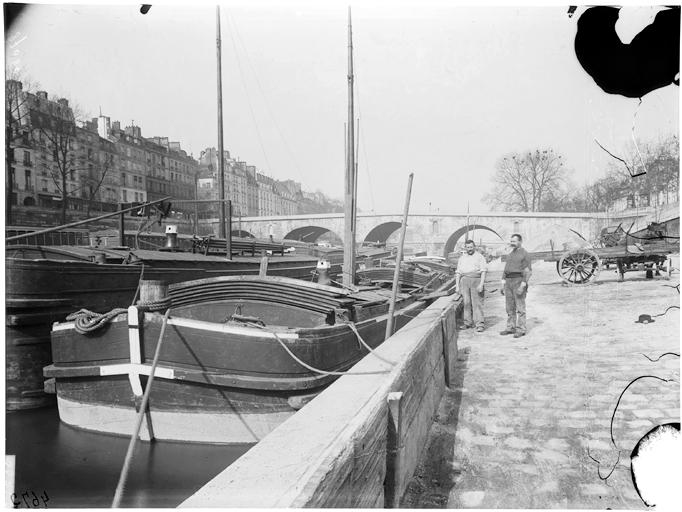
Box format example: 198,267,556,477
222,210,655,257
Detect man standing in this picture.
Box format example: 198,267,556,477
455,239,488,332
500,233,532,338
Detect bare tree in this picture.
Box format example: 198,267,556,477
5,74,38,224
561,135,679,213
484,149,567,212
595,135,679,210
33,97,112,223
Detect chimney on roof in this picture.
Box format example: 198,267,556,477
112,120,121,131
97,115,111,139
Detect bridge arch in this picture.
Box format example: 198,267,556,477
362,221,402,245
284,225,342,244
231,229,255,238
443,224,503,258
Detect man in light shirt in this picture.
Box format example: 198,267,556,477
455,239,488,332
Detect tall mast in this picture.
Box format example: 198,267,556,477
216,6,227,243
466,201,470,242
343,6,356,287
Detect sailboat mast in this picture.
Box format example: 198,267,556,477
216,6,228,248
465,201,470,242
343,6,357,287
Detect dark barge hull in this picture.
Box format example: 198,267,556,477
45,278,426,443
5,247,335,411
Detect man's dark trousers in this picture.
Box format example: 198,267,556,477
504,277,526,333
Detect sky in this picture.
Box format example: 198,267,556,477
4,1,679,214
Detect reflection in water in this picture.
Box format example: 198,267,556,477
6,407,252,508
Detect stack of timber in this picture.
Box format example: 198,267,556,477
5,244,333,411
45,273,456,444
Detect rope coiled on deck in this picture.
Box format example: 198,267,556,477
66,308,128,334
65,298,171,335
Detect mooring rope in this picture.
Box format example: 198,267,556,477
111,308,172,508
244,321,392,376
347,322,397,365
66,308,128,335
66,282,170,335
136,297,173,312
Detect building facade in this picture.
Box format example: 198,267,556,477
5,79,341,227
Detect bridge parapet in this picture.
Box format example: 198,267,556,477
204,210,656,257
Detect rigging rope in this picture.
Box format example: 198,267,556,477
225,11,273,173
353,59,377,212
230,16,305,183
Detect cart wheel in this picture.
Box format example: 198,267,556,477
557,248,601,285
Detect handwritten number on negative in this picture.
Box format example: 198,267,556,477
9,490,48,508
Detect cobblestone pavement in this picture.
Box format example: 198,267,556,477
402,262,680,509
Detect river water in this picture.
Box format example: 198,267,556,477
6,406,251,508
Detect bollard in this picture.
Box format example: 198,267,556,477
139,280,169,305
384,391,404,508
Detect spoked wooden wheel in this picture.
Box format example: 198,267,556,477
557,248,601,285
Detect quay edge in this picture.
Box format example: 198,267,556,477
180,294,462,508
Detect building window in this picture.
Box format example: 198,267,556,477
23,151,31,165
626,195,635,209
25,169,33,190
639,193,650,207
41,179,48,192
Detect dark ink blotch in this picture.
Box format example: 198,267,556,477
630,423,680,507
575,6,680,98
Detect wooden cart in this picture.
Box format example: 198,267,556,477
531,224,679,285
